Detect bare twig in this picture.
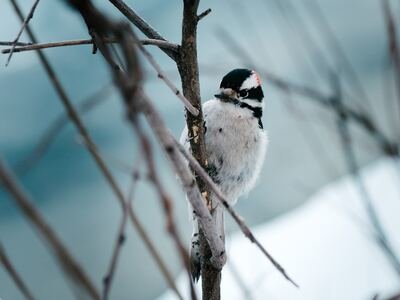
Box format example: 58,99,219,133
128,203,184,300
0,243,36,300
0,41,32,46
137,44,198,116
1,38,179,54
197,8,211,22
5,0,40,66
102,170,139,300
0,159,100,299
177,1,224,298
0,36,196,114
134,120,197,300
107,0,178,60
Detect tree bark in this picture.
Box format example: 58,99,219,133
178,1,222,299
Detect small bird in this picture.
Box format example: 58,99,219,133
180,68,268,281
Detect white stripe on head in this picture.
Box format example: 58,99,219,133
240,71,261,90
240,98,264,108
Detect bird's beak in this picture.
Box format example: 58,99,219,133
214,88,236,102
214,92,233,102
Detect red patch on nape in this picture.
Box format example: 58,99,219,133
253,71,261,86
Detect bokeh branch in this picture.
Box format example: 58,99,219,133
331,74,400,277
5,0,40,66
0,159,100,299
0,243,36,300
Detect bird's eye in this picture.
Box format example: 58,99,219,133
239,90,249,98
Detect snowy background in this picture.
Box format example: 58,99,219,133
0,0,399,299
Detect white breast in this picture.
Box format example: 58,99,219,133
202,99,268,204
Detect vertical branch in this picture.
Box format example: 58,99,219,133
178,1,223,299
0,243,36,300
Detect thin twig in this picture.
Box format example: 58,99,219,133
1,37,197,117
197,8,211,22
128,203,184,300
5,0,40,66
1,38,179,54
0,159,100,299
102,170,140,300
107,0,178,60
136,44,198,116
0,41,32,46
133,120,197,300
0,243,36,300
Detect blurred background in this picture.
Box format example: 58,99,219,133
0,0,399,299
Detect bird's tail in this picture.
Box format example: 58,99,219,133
189,196,225,282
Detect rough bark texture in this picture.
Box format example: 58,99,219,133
178,1,222,299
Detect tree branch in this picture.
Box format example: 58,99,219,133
178,1,224,298
136,43,199,116
1,38,180,54
5,0,40,66
197,8,211,22
102,170,139,300
0,243,36,300
107,0,178,60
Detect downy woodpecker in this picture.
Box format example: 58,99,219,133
180,68,267,281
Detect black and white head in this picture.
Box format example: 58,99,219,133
215,68,265,127
215,68,264,104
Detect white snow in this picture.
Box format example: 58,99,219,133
158,159,400,300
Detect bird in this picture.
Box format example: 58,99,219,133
180,68,268,281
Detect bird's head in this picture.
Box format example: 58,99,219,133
214,69,264,107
